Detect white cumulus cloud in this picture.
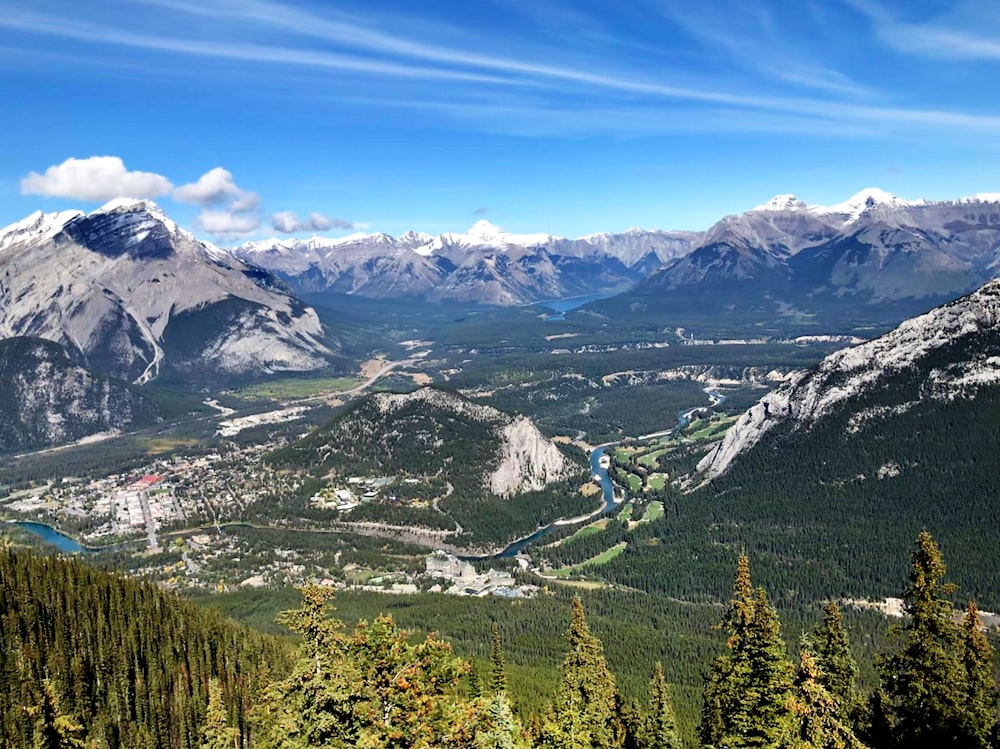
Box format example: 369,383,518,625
173,167,259,209
271,211,355,233
196,209,261,237
20,156,173,201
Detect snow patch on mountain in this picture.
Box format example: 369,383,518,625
0,210,83,252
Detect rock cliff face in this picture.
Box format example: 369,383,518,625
490,416,570,496
697,278,1000,479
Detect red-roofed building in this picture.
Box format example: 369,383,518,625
132,475,163,490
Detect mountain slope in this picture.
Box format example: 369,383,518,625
0,336,202,453
0,547,284,748
595,278,1000,607
270,387,574,497
698,278,1000,479
0,200,336,383
266,387,591,548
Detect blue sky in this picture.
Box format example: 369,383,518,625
2,0,1000,241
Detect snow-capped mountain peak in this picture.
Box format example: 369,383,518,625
958,193,1000,204
752,194,809,212
467,219,504,240
0,209,84,252
819,187,923,221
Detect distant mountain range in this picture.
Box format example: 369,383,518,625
232,221,699,305
610,188,1000,323
2,188,998,395
232,188,1000,320
0,199,337,384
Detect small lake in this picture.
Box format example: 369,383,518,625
10,521,90,554
535,291,621,321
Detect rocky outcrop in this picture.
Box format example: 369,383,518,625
489,416,570,496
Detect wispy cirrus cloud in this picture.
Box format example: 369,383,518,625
846,0,1000,62
5,0,1000,140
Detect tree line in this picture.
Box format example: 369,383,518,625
4,531,998,748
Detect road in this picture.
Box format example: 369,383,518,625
137,490,160,551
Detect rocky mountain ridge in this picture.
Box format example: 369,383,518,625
629,188,1000,315
0,199,336,383
697,277,1000,479
232,222,700,305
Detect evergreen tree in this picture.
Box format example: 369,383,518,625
812,602,864,731
201,680,239,749
614,698,645,749
879,531,967,748
29,680,85,749
539,597,618,749
255,584,358,749
473,692,525,749
490,623,509,696
958,601,997,749
257,585,482,749
779,646,869,749
644,663,681,749
699,554,794,749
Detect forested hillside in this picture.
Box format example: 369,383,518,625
0,548,288,748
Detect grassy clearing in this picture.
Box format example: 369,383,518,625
647,474,667,491
643,501,664,523
626,474,642,492
617,503,634,522
143,438,200,455
547,542,628,577
237,377,365,401
686,414,739,441
637,449,666,468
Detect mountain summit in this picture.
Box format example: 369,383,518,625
0,200,335,383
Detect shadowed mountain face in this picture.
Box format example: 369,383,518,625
0,336,201,452
0,199,337,384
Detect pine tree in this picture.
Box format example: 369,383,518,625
879,531,966,748
490,623,509,696
29,680,85,749
812,602,863,729
958,601,997,749
539,597,618,749
257,585,479,749
473,692,525,749
779,646,869,749
644,663,681,749
201,679,238,749
699,554,794,749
